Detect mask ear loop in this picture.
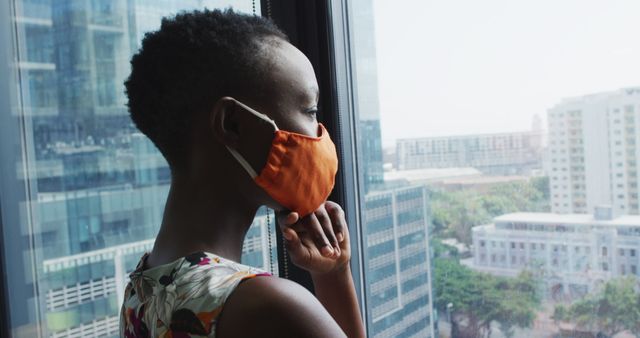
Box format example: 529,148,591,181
226,146,258,178
233,100,279,131
224,99,279,178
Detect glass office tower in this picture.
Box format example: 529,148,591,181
350,0,437,336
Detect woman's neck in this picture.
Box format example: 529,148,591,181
146,176,258,269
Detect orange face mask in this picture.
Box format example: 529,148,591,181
225,100,339,217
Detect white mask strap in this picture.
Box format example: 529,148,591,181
226,145,258,179
224,99,278,179
234,100,279,131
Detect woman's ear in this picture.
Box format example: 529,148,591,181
211,96,240,148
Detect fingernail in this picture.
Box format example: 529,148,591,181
322,245,333,256
337,232,344,242
283,231,293,241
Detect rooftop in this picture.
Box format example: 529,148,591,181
494,212,640,227
384,167,481,184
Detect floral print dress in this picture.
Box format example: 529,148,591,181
120,251,271,338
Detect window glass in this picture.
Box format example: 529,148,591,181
1,1,277,337
348,0,640,337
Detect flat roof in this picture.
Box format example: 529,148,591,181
384,167,481,183
494,212,640,227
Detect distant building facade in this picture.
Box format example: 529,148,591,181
396,131,543,175
547,87,640,215
471,209,640,299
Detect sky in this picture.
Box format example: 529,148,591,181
371,0,640,148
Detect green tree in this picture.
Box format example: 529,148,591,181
552,277,640,336
434,258,540,338
430,177,551,244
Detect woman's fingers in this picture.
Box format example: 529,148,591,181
277,204,344,259
282,227,303,256
283,227,318,268
277,211,299,228
305,213,335,257
315,207,340,256
325,201,347,243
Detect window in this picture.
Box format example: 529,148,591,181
3,0,640,337
344,1,640,337
0,2,277,338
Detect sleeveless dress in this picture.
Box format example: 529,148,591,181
119,251,271,338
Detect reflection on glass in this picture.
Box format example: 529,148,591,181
350,0,437,337
3,1,276,337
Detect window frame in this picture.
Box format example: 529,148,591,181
265,0,368,330
1,0,25,335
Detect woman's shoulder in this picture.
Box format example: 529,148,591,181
172,251,271,301
121,251,273,337
215,276,347,338
126,251,270,300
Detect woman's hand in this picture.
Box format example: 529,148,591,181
277,202,365,338
277,201,350,275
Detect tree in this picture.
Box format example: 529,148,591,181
434,258,540,338
552,277,640,337
429,177,551,245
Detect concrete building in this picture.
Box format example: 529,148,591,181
547,87,640,215
396,130,543,175
470,208,640,300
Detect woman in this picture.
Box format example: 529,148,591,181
119,8,365,338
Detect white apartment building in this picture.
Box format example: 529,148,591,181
471,208,640,299
396,131,543,175
547,87,640,215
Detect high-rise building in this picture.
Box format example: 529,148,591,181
396,130,543,175
351,0,384,194
547,87,640,215
350,0,437,336
363,185,437,338
470,208,640,300
5,2,275,337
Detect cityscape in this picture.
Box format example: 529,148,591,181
1,0,639,338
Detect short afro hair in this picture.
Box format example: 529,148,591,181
125,8,288,169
